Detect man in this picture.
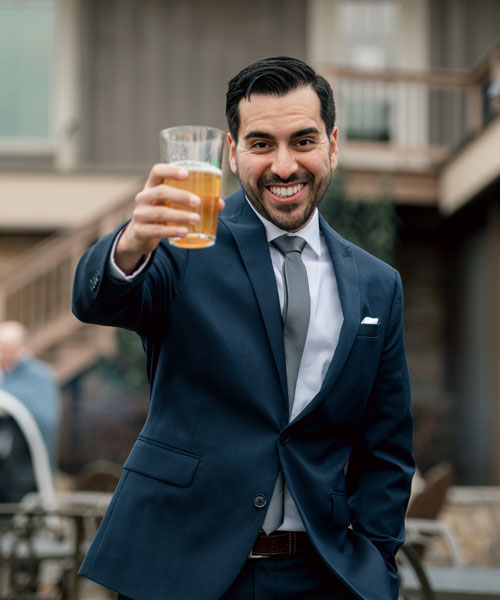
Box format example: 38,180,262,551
0,320,61,499
72,56,414,600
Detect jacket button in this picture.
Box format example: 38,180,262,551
89,271,100,291
280,432,290,444
254,494,267,508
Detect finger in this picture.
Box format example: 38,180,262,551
145,163,189,189
133,222,190,242
136,185,200,210
133,203,200,227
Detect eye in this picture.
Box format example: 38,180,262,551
250,140,271,150
295,138,315,148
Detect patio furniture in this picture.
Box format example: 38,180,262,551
406,463,457,563
399,464,500,599
0,391,113,598
398,543,436,600
400,564,500,599
0,502,74,599
0,492,112,600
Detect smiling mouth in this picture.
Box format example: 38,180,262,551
268,183,305,199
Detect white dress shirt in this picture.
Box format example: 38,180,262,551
109,202,344,531
248,203,343,531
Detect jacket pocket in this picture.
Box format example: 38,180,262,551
356,323,380,338
123,437,200,487
331,491,350,528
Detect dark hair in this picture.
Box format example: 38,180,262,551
226,56,335,141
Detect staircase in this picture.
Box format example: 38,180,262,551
0,189,138,385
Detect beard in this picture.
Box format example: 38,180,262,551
239,170,331,232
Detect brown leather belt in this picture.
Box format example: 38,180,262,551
249,531,315,559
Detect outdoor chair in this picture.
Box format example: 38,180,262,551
404,462,463,565
397,463,500,599
397,462,457,599
407,462,454,521
0,390,72,598
397,543,435,600
0,503,74,600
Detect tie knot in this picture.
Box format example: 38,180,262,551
272,235,307,256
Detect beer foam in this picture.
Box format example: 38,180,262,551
173,160,222,176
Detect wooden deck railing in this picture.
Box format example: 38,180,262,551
0,190,137,381
320,41,500,168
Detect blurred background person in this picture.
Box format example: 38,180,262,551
0,320,61,501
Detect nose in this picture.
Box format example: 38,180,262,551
270,146,298,180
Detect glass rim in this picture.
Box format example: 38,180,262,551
160,125,225,138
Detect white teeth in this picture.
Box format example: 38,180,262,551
269,184,304,198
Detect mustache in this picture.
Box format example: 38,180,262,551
259,172,313,187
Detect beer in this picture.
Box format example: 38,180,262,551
160,125,224,248
163,161,222,249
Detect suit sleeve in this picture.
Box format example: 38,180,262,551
346,270,414,598
72,225,187,336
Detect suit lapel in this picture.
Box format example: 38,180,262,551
320,215,360,392
220,190,288,407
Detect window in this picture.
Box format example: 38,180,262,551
339,0,397,69
0,0,57,148
338,0,398,142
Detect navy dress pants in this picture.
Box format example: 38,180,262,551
117,553,358,599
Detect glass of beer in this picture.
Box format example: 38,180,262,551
159,125,224,249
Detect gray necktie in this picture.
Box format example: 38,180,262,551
262,235,310,534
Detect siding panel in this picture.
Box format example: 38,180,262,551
81,0,307,169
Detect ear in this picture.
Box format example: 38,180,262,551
330,127,339,171
227,132,238,175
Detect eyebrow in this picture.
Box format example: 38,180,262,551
293,127,321,137
243,131,273,141
243,127,322,141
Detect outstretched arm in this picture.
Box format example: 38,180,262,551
72,164,224,333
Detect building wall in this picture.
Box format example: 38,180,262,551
396,207,451,474
439,188,500,485
429,0,500,69
447,223,493,482
78,0,307,170
398,196,500,485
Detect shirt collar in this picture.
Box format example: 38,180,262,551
245,197,322,258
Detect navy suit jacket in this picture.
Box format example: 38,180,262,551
72,188,414,600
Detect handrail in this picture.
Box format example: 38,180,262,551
321,64,476,87
0,182,139,360
319,46,500,168
321,34,500,89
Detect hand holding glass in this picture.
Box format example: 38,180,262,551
159,126,224,249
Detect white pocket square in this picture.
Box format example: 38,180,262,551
361,317,379,325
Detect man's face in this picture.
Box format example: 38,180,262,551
228,86,338,232
0,341,21,372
